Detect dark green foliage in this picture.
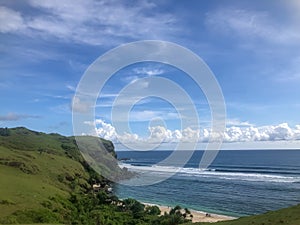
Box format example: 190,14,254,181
2,209,60,224
170,205,182,215
101,138,117,158
157,205,192,225
145,205,161,215
121,198,145,219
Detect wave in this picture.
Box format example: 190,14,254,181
212,168,300,176
119,163,300,183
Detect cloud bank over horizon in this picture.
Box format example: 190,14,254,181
88,119,300,146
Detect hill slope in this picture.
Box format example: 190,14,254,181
185,203,300,225
0,127,102,222
0,127,127,224
0,127,193,225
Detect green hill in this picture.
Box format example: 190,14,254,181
185,203,300,225
0,127,112,223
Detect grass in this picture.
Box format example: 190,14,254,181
0,146,88,218
183,204,300,225
0,127,103,223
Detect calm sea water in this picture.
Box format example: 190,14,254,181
114,150,300,217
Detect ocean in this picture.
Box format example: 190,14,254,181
114,150,300,217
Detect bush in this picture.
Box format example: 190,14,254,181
145,205,161,215
2,209,61,224
0,127,10,136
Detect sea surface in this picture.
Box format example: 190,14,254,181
114,150,300,217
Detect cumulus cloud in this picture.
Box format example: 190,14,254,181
88,120,300,145
86,119,200,144
220,123,298,142
181,127,200,142
94,119,118,140
148,126,173,143
147,126,200,143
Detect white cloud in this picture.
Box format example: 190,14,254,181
294,125,300,140
84,120,300,147
148,126,173,143
181,127,200,142
205,8,300,45
265,123,294,141
172,129,182,139
94,119,118,140
120,66,166,87
71,96,91,113
117,132,140,143
86,119,200,144
0,1,177,46
85,119,138,142
0,6,25,33
221,123,299,142
133,67,165,76
66,84,76,92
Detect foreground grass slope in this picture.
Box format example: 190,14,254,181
0,127,101,223
184,203,300,225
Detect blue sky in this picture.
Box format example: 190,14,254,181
1,0,300,149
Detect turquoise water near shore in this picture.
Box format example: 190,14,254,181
115,150,300,217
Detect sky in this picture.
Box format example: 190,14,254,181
1,0,300,150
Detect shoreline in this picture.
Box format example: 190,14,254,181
142,202,237,223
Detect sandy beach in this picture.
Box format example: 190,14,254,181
143,202,237,223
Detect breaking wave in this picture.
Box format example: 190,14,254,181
119,163,300,183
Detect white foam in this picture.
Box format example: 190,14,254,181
119,163,300,183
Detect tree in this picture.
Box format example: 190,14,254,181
122,198,145,219
0,127,10,136
145,205,161,216
169,205,182,215
158,205,192,225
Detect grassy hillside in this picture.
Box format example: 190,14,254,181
183,203,300,225
0,127,105,223
0,127,193,225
